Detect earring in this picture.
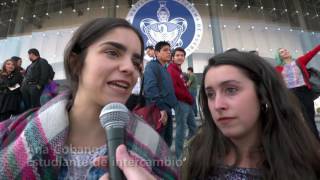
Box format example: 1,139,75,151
262,103,269,112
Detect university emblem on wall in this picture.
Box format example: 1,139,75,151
127,0,203,57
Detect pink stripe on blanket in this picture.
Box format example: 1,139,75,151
2,147,14,179
34,112,56,160
14,138,37,179
13,138,28,168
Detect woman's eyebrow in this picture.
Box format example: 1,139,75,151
205,80,241,89
100,41,127,51
133,53,143,61
100,41,142,60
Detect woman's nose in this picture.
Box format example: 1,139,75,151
119,56,137,74
213,94,228,110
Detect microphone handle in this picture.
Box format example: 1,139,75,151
106,127,126,180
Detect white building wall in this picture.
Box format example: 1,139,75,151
0,0,319,78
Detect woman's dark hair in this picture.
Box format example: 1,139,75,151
11,56,22,61
182,50,320,179
1,59,16,75
63,17,144,108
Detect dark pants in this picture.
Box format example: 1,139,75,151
160,112,173,147
189,89,198,116
21,84,43,110
291,86,319,140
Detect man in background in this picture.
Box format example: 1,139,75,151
168,47,197,159
144,41,177,147
187,67,198,116
21,48,52,109
126,46,155,110
144,46,155,62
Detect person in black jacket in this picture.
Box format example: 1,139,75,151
11,56,26,75
21,48,51,109
0,59,23,121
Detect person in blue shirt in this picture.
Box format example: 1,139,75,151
143,41,178,147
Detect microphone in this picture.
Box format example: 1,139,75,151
99,102,129,180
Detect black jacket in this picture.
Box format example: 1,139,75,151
0,71,23,94
24,58,51,87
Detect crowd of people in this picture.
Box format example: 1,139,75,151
0,49,57,122
275,45,320,140
0,17,319,179
0,58,23,120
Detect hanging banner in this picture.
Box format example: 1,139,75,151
126,0,203,57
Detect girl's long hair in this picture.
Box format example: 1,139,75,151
1,59,15,75
182,50,320,180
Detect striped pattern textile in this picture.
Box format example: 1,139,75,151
282,62,305,88
0,92,178,179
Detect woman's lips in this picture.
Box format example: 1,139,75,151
217,117,235,123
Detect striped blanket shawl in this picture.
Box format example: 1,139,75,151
0,92,178,179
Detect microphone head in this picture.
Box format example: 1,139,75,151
99,102,129,129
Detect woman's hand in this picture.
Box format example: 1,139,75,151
94,144,156,180
159,110,168,125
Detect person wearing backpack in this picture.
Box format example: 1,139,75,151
21,48,52,109
39,59,58,105
275,44,320,140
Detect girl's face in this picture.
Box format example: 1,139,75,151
76,27,142,107
278,48,291,60
5,61,15,73
204,65,261,141
17,59,22,67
